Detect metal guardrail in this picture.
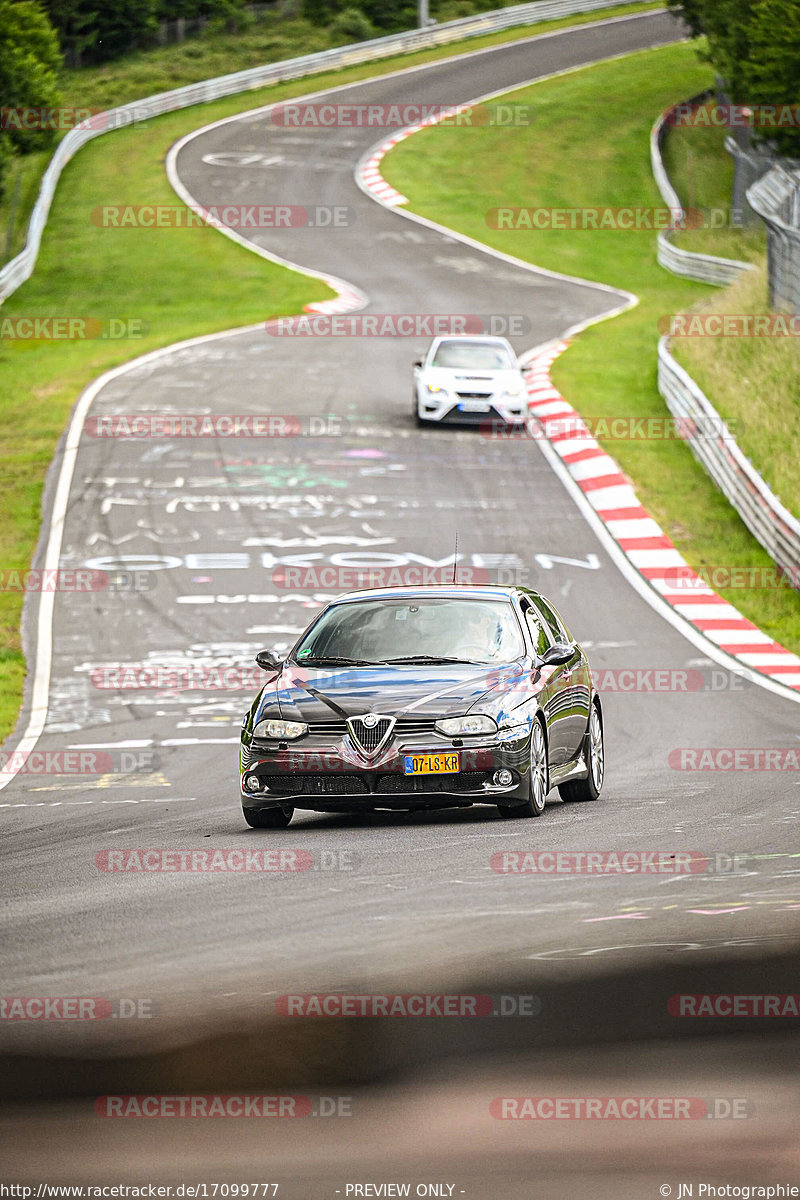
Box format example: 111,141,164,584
747,164,800,314
0,0,641,304
650,95,752,286
653,98,800,586
658,338,800,587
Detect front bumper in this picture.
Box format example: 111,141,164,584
240,729,531,813
417,392,526,426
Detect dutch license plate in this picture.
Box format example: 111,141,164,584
457,400,490,413
403,752,460,775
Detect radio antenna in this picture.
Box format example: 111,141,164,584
452,529,459,584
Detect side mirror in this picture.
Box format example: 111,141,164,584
413,359,423,370
539,642,574,667
255,649,282,672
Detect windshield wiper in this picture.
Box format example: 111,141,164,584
380,655,486,665
294,656,379,666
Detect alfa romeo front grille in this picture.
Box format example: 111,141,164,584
302,715,439,744
348,715,394,756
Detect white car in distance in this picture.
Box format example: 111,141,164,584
413,335,528,427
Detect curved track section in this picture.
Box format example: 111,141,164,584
3,11,800,1053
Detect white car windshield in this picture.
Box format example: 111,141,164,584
431,341,515,370
293,598,525,665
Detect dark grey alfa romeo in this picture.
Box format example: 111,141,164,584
239,585,604,828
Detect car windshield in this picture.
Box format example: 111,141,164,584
292,598,525,665
431,341,515,370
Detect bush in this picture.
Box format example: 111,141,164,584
328,6,376,42
669,0,800,155
0,0,62,154
0,140,14,204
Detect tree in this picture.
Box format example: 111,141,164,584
0,0,62,153
39,0,97,67
41,0,158,64
741,0,800,155
666,0,707,38
357,0,415,31
669,0,800,155
86,0,158,61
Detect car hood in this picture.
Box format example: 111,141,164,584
421,366,523,390
260,660,532,723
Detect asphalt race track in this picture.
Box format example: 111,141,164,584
2,11,800,1171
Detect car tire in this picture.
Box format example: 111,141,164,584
243,806,294,828
497,717,548,819
559,702,604,803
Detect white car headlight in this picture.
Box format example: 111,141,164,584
435,715,497,737
253,718,308,740
425,383,445,394
504,384,522,396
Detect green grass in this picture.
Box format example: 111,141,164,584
659,99,798,524
0,1,660,256
661,96,766,263
59,2,661,111
0,148,53,266
0,1,662,742
671,263,800,521
381,40,800,655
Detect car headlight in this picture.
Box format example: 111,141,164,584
425,383,445,394
253,718,308,740
504,385,522,397
435,715,497,736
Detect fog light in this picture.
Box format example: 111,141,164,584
244,774,261,792
493,769,513,786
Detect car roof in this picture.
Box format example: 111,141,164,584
331,584,519,604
